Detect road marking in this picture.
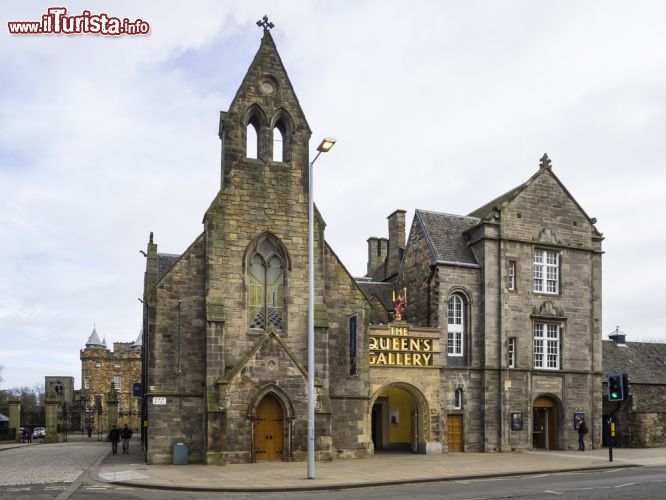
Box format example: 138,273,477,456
7,488,31,491
55,447,111,500
544,490,563,495
615,482,637,488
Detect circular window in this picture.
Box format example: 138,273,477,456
259,76,277,96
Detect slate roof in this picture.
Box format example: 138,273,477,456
356,281,394,311
157,253,180,280
602,340,666,385
416,210,480,266
85,326,104,347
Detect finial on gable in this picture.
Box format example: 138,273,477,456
539,153,552,170
256,15,275,34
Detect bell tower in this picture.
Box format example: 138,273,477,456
217,17,311,190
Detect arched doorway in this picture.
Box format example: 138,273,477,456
370,383,429,453
255,394,283,461
248,385,294,462
533,395,560,450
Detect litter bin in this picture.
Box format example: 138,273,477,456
172,442,188,465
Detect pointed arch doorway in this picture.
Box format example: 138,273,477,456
255,394,284,461
249,385,295,462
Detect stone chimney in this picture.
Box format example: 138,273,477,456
386,210,406,279
367,237,388,276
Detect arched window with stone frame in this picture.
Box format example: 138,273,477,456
244,104,268,160
446,290,472,367
270,109,294,163
247,234,289,331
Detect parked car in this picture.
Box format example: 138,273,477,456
33,427,46,438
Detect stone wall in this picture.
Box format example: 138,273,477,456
603,384,666,447
146,234,207,464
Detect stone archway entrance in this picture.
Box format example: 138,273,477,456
370,383,429,453
533,396,560,450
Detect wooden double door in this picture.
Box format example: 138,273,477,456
255,394,284,461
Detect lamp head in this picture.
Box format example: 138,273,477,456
317,137,336,153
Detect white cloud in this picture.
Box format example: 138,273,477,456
1,1,665,388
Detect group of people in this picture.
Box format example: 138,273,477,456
20,427,33,443
107,424,133,455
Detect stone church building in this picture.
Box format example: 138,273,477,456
141,26,604,464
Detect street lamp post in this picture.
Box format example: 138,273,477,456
307,137,336,480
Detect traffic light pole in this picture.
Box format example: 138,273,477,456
607,403,621,462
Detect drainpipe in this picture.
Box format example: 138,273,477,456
498,214,505,451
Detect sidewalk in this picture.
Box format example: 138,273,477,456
93,447,666,492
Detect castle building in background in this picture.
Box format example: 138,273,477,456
80,326,142,434
141,24,604,464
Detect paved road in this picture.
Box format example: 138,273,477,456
0,442,108,487
62,465,666,499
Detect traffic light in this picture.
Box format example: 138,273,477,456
607,371,625,402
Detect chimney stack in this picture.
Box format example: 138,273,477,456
366,237,388,277
386,209,406,279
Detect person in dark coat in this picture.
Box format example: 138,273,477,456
108,425,121,455
120,424,133,455
577,419,588,451
87,424,93,439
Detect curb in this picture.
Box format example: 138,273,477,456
104,463,638,493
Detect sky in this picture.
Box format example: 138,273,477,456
1,1,665,390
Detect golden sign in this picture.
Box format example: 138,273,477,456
369,325,435,367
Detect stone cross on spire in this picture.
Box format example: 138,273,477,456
256,15,274,34
539,153,552,170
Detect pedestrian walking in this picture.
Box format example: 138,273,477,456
120,424,133,455
108,425,121,455
26,427,33,444
87,424,93,439
577,419,588,451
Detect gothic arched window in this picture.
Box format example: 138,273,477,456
248,237,286,330
270,110,293,163
246,119,259,159
272,126,283,162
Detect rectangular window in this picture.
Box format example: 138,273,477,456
533,323,560,370
533,249,559,294
114,361,121,369
112,375,121,390
349,315,358,376
95,361,101,368
508,337,516,368
83,378,90,390
508,261,516,291
453,389,463,409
